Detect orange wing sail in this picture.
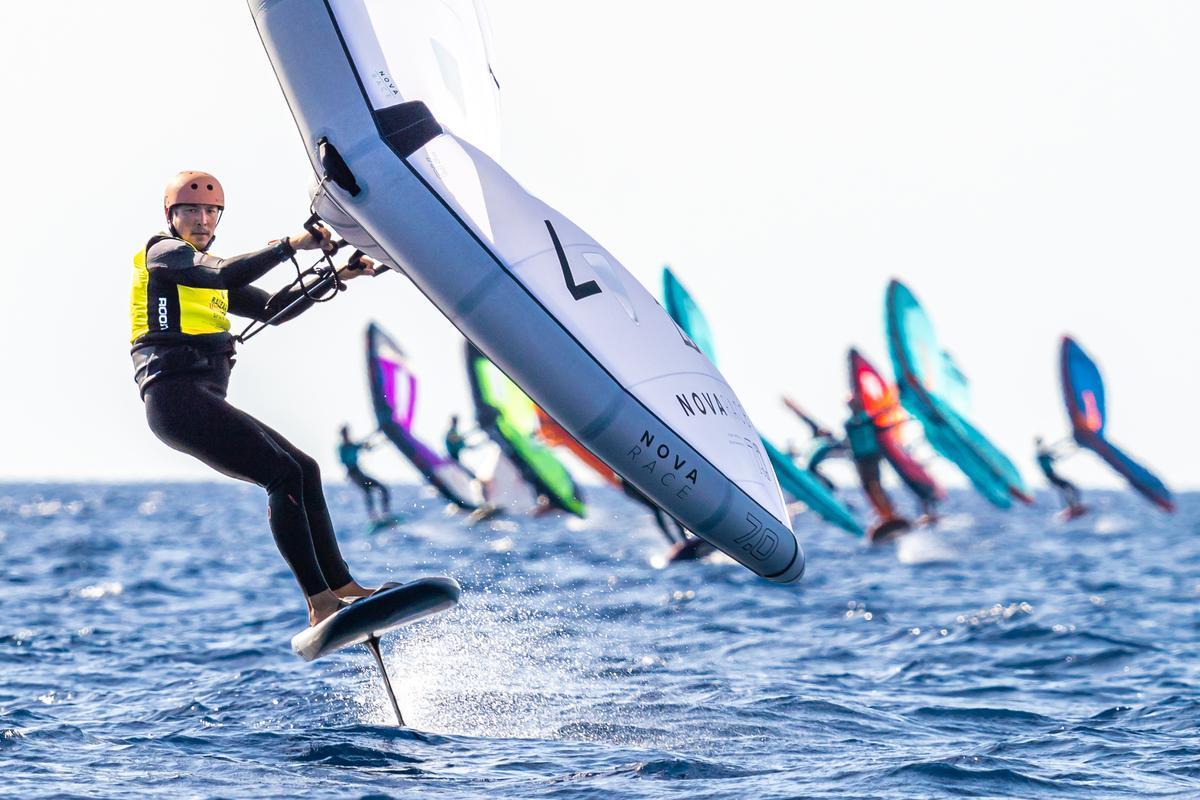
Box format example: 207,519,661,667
535,407,622,486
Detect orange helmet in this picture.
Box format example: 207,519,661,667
164,171,224,217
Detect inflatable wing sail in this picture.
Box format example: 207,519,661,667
936,351,972,419
249,0,801,582
466,343,586,517
885,280,1030,508
659,265,861,534
848,348,944,503
662,266,717,365
366,323,483,510
1060,336,1173,512
761,439,863,536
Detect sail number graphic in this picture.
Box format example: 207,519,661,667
735,512,779,560
545,220,601,301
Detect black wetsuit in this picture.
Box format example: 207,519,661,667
846,408,895,522
445,428,467,463
1037,450,1081,508
806,436,848,491
339,441,391,517
132,234,351,596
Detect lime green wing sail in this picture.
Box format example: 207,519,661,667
466,343,585,517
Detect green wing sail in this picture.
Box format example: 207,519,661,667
466,343,586,517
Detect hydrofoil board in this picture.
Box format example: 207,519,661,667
292,577,460,662
290,577,460,728
1056,505,1089,522
867,517,912,545
666,536,716,562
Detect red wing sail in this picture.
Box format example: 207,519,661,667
849,348,944,503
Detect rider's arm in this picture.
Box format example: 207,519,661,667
1041,441,1068,459
227,274,336,324
226,252,377,324
146,237,297,290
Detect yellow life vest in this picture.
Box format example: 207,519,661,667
130,236,230,344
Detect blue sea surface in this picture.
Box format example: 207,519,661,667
1,482,1197,799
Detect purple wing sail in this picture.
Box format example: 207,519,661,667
367,323,483,509
378,355,416,432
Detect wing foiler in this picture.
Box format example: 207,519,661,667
884,280,1031,508
660,266,862,535
249,0,801,582
1060,336,1174,512
848,348,944,505
366,322,484,510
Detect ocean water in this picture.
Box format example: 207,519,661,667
1,482,1197,799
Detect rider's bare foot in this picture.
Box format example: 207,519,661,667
332,579,376,601
307,589,343,627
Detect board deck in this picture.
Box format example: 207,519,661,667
1057,505,1089,522
366,512,408,534
867,517,912,545
666,536,716,562
291,577,460,662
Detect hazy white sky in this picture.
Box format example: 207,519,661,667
1,1,1195,494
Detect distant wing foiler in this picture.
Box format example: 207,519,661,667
659,267,861,535
885,280,1030,508
1060,336,1173,512
249,0,801,580
848,348,944,504
366,323,483,509
466,343,585,517
761,438,863,536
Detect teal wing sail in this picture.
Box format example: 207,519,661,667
662,266,861,534
662,266,718,364
763,438,864,536
885,280,1030,508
